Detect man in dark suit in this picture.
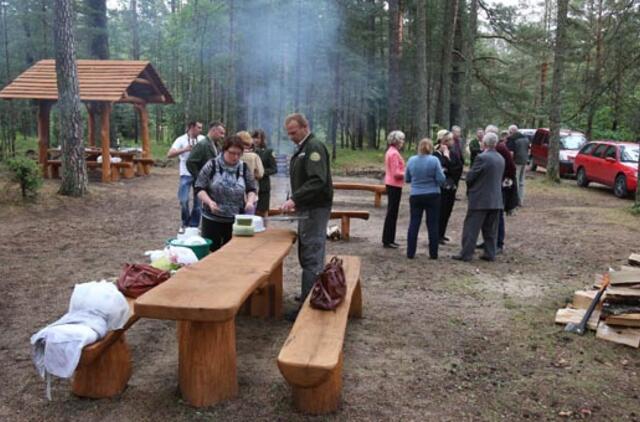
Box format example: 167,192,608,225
453,131,505,262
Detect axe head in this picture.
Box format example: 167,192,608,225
564,322,586,335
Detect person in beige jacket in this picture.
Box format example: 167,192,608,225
237,130,264,186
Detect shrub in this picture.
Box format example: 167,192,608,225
6,156,42,198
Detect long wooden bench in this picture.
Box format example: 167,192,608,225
333,182,386,208
71,296,139,398
268,209,369,241
134,228,297,407
133,157,155,176
277,255,362,414
46,159,132,181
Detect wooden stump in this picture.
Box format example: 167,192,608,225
291,353,343,415
177,319,237,407
71,334,132,398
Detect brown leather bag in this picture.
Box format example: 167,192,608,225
310,256,347,311
116,263,171,298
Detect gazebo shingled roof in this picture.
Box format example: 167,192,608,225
0,59,173,182
0,59,174,103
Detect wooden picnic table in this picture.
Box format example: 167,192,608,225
134,228,297,407
48,147,139,161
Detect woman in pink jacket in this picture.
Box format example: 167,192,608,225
382,130,406,248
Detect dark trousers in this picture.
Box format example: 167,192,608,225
382,185,402,245
459,209,500,260
498,210,505,249
439,188,456,239
407,193,441,259
201,218,233,252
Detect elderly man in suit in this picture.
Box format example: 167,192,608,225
453,131,505,262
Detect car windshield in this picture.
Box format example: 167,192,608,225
620,145,639,163
560,135,586,150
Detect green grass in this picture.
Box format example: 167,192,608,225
330,146,414,173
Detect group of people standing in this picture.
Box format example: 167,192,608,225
167,114,333,322
381,124,530,262
167,121,278,251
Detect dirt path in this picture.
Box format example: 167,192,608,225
1,167,639,420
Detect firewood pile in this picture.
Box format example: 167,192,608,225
555,253,640,348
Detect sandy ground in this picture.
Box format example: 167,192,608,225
1,165,639,421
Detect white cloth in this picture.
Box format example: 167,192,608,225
171,133,205,176
30,281,129,382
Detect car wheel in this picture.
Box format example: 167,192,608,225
614,174,628,198
576,167,589,187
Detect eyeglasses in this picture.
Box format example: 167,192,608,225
225,149,242,157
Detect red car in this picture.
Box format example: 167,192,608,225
573,141,639,198
530,128,587,176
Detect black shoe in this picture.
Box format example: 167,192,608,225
479,255,495,262
383,243,399,249
451,254,471,262
475,243,485,249
443,236,451,242
429,256,438,260
390,242,400,248
496,247,504,255
285,309,300,322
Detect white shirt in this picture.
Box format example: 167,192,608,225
171,133,205,176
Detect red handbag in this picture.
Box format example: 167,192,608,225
116,263,171,298
310,257,347,311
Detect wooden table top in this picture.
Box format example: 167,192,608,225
134,228,297,322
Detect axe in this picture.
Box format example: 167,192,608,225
565,272,610,335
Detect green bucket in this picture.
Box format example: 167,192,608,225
166,238,212,260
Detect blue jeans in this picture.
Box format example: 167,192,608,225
407,193,441,259
178,175,201,228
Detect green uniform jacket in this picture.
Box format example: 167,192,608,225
290,133,333,210
187,137,219,178
255,147,278,193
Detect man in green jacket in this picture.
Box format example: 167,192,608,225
281,113,333,320
187,122,225,179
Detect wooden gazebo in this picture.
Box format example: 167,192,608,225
0,59,173,182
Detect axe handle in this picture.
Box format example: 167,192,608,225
577,274,610,331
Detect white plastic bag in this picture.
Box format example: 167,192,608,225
167,245,198,265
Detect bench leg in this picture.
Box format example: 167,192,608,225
249,284,270,318
340,216,350,241
177,319,237,407
110,166,120,182
291,352,343,414
349,278,363,318
135,162,144,176
374,192,382,208
71,334,132,398
143,163,151,175
270,261,283,318
123,165,135,179
50,165,59,179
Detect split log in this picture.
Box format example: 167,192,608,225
596,323,640,348
554,308,600,331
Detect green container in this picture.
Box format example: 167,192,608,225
166,238,212,260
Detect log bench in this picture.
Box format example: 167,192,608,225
277,255,362,414
333,182,386,208
268,209,370,240
46,160,132,181
71,296,139,398
134,228,297,407
133,157,155,176
111,161,136,181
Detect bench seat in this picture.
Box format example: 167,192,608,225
268,209,369,240
277,255,362,414
72,296,138,398
333,183,386,207
110,161,135,181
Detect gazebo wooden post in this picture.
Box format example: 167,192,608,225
100,102,112,182
86,103,95,147
37,101,52,177
135,103,150,159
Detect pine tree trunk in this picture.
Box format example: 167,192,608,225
387,0,403,131
435,0,458,129
85,0,109,59
546,0,569,183
54,0,87,196
415,0,428,139
366,0,378,149
450,0,465,128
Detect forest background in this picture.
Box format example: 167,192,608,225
0,0,639,160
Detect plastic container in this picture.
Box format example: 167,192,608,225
166,238,212,260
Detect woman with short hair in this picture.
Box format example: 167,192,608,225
405,138,446,259
434,129,463,244
195,135,258,251
252,129,278,217
382,130,406,249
